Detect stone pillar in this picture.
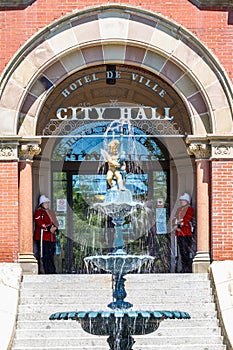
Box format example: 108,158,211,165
18,143,41,274
188,143,211,273
0,140,19,263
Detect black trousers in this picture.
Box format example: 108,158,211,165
177,236,193,273
42,241,56,274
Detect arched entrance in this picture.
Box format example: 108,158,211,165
50,122,171,273
0,5,232,273
34,63,195,273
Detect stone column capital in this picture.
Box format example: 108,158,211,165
187,143,211,160
18,143,41,161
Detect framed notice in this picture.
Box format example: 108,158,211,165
156,207,167,234
57,216,66,230
56,199,67,212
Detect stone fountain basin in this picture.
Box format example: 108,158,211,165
92,188,144,219
84,254,154,275
49,310,191,336
93,201,143,219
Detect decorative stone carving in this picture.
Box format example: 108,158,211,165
0,143,18,160
18,144,41,161
211,144,233,159
214,145,231,156
43,119,182,136
0,0,36,8
187,143,211,159
0,146,14,158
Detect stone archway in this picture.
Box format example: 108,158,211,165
1,4,232,273
0,4,232,137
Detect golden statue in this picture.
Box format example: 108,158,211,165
104,139,126,191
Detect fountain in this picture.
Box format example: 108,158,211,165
49,122,190,349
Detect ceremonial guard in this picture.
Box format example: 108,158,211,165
173,193,194,273
34,195,59,274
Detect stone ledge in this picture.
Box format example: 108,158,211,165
0,0,36,8
190,0,233,7
0,263,22,350
209,261,233,350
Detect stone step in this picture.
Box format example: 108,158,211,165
125,273,209,281
16,310,218,321
18,302,216,318
12,346,226,350
20,299,215,309
14,325,222,339
20,273,210,286
19,287,212,297
12,273,226,350
20,281,211,292
19,294,214,304
22,273,209,282
15,318,221,329
11,334,224,347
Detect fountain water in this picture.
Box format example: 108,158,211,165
49,121,190,349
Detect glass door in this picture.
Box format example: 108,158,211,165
51,125,171,273
52,167,170,273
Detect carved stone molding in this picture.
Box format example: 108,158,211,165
0,142,18,160
18,144,41,161
189,0,233,7
211,143,233,159
188,143,211,160
0,0,36,8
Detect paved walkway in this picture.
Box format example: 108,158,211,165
1,261,233,350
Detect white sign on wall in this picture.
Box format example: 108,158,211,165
156,207,167,234
56,199,67,212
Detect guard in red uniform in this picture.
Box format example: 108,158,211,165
173,193,194,273
34,195,59,274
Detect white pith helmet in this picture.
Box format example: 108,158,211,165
179,193,190,204
39,195,50,206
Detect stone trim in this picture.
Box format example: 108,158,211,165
192,252,211,273
0,0,36,8
18,254,38,275
187,143,211,160
187,135,233,160
211,142,233,159
0,142,18,160
18,143,41,161
190,0,233,7
209,261,233,350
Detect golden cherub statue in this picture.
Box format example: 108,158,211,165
104,139,126,191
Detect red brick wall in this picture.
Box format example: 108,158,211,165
0,161,19,262
211,160,233,260
0,0,233,82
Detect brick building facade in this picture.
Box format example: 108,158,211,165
0,0,233,274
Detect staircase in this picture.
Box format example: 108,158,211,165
12,273,226,350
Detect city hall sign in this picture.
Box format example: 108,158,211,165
55,106,174,121
60,71,167,99
55,71,173,121
43,70,182,135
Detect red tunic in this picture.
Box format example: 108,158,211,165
174,205,194,237
34,207,59,242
